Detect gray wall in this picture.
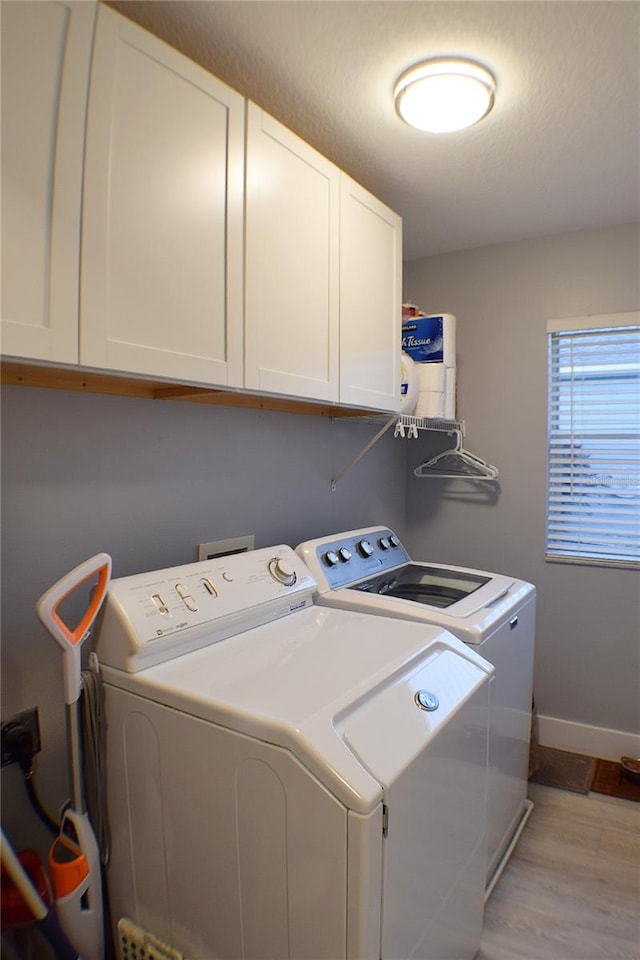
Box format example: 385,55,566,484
403,223,640,736
1,386,406,853
3,222,639,859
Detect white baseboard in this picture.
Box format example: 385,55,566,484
538,714,640,761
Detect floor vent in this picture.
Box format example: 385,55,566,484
117,917,186,960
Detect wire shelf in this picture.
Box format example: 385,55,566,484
398,415,465,435
330,413,466,489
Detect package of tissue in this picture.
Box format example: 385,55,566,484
401,314,456,365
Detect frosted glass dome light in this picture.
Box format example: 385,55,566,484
394,58,496,133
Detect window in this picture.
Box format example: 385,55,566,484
546,312,640,568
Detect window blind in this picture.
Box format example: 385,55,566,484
546,314,640,567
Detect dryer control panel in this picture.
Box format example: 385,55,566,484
96,546,315,673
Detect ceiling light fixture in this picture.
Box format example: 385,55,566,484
394,58,496,134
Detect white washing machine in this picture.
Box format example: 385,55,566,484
296,526,536,896
95,544,494,960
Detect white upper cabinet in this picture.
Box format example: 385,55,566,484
339,176,402,412
245,104,340,402
0,0,95,362
80,5,245,387
2,2,401,412
245,104,401,410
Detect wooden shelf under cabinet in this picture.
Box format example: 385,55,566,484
0,361,382,419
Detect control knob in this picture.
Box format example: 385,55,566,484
338,547,352,563
323,550,339,567
357,539,374,558
268,558,297,586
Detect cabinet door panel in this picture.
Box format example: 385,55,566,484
81,6,244,386
340,176,401,412
245,105,339,402
1,0,95,362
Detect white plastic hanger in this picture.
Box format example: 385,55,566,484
413,430,499,480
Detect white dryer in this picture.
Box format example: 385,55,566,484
296,526,536,895
95,545,493,960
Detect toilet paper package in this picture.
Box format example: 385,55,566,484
401,314,456,366
414,361,444,417
402,313,456,419
413,365,455,419
414,390,445,419
417,361,445,394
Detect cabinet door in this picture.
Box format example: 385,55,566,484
339,176,402,412
245,104,340,402
0,0,95,362
81,6,244,386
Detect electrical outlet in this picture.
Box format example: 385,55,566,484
1,707,41,767
196,535,255,561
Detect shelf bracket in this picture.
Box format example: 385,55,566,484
331,417,396,491
330,415,465,491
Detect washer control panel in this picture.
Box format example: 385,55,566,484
96,545,315,673
299,527,411,590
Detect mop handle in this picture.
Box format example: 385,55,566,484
37,554,112,706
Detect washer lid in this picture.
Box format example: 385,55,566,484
101,605,492,814
350,563,492,609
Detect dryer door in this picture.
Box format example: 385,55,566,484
339,648,490,960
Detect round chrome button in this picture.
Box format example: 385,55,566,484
415,690,439,711
338,547,352,563
389,535,400,547
379,537,390,550
323,550,339,567
357,539,374,558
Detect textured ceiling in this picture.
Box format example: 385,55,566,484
108,1,640,260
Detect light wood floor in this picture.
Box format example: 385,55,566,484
478,782,640,960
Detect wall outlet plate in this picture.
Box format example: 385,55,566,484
1,707,41,766
196,535,255,561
